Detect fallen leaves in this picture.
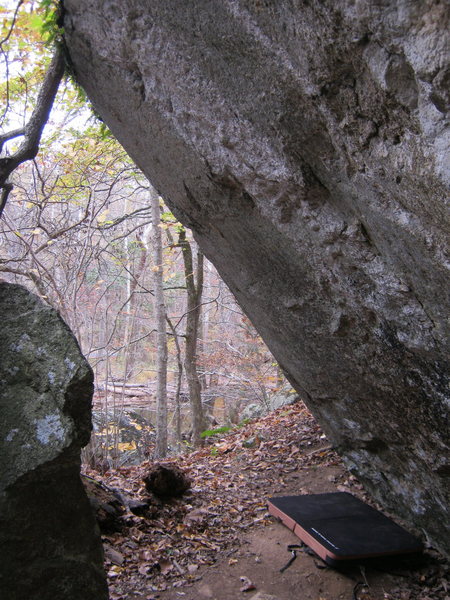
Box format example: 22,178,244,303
82,402,449,600
83,402,324,597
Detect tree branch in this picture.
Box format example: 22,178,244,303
0,46,65,217
0,128,25,153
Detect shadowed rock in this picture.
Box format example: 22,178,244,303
63,1,449,554
0,283,108,600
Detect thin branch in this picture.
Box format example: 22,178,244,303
0,128,25,153
89,329,158,360
0,1,24,124
0,46,65,217
0,264,48,298
0,1,24,49
97,205,153,230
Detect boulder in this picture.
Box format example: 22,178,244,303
241,392,299,421
63,1,449,553
0,283,108,600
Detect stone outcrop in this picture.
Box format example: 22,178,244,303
63,1,449,553
0,283,108,600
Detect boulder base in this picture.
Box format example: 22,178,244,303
0,283,108,600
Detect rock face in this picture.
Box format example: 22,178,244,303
0,283,108,600
63,2,449,553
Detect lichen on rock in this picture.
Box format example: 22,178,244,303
0,282,108,600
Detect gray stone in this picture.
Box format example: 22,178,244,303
242,404,265,422
0,283,108,600
241,392,299,421
242,436,258,448
63,1,449,554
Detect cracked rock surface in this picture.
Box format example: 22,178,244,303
0,283,108,600
63,1,449,554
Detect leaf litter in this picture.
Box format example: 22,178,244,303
82,402,449,600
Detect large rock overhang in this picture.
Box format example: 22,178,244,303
63,1,449,553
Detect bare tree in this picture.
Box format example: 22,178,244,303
167,315,183,450
179,227,205,445
151,188,168,458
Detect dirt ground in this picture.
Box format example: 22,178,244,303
96,403,449,600
154,464,442,600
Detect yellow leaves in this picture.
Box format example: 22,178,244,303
99,425,119,437
97,210,115,226
265,375,278,382
97,209,109,223
160,209,178,224
118,441,137,452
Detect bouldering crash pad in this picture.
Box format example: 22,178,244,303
268,492,423,566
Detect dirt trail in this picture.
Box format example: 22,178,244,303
155,464,434,600
93,403,449,600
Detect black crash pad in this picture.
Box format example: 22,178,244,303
268,492,423,566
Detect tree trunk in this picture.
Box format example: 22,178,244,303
167,316,183,450
179,228,204,446
0,48,65,216
150,189,168,458
122,212,150,380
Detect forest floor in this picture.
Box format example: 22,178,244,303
85,402,449,600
